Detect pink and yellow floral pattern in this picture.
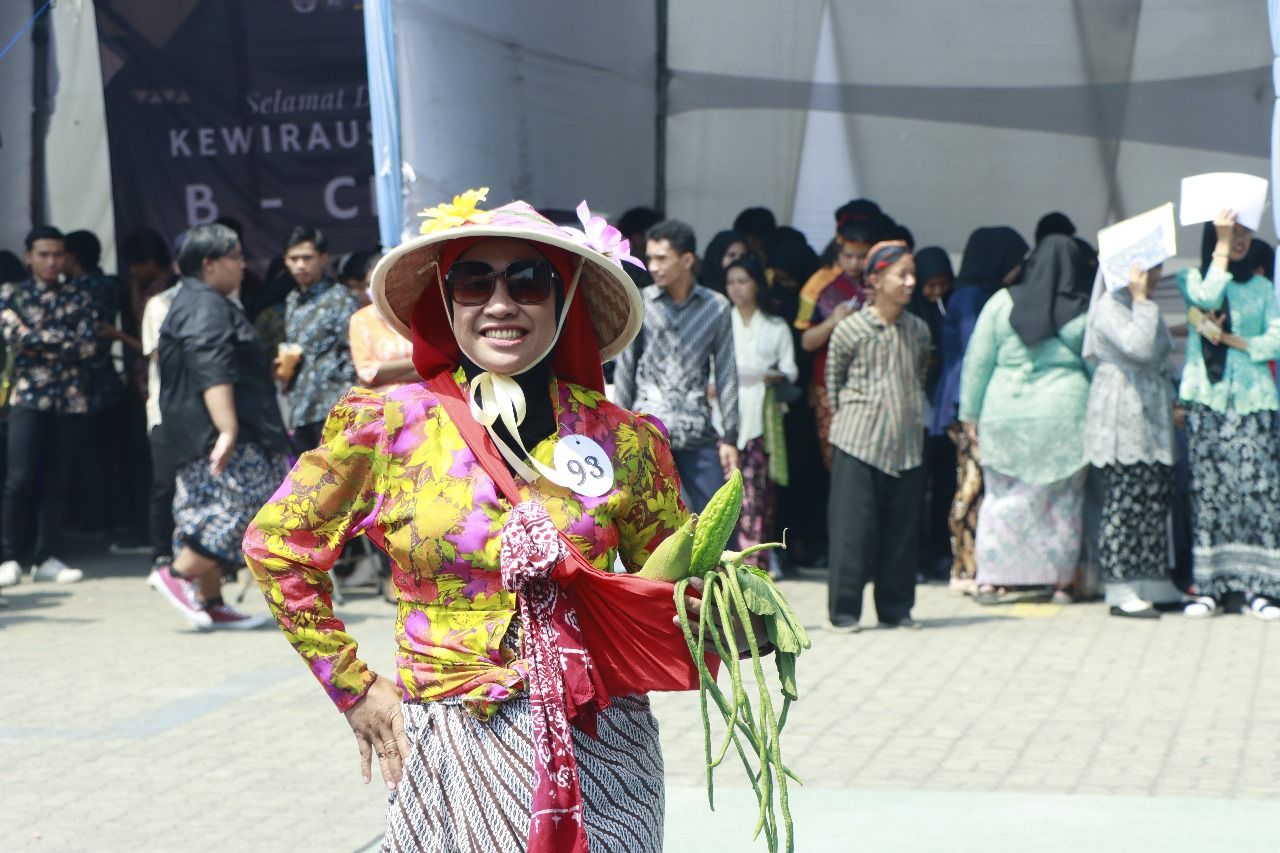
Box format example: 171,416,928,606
243,370,686,717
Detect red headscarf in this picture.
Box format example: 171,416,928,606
410,237,606,392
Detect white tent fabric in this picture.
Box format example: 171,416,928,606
7,0,1278,268
667,0,1276,255
46,0,115,272
388,0,656,238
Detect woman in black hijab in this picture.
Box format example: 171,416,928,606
930,226,1028,591
1008,235,1093,347
763,237,824,570
909,246,955,579
1176,213,1280,620
699,230,746,294
957,235,1093,603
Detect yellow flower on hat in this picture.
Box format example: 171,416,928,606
417,187,493,234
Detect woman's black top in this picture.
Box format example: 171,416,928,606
158,278,288,465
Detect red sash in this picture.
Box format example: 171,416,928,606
427,372,711,701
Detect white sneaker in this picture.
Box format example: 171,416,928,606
1246,596,1280,622
31,556,83,583
340,553,381,589
0,559,21,587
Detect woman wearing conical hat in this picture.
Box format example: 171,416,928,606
244,190,755,852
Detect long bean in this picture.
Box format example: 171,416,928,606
673,557,802,853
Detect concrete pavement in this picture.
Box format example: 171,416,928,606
3,539,1279,851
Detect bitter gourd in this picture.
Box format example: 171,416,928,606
689,469,744,574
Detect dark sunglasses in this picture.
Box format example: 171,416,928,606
445,259,560,306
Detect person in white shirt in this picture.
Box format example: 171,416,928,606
140,279,182,574
725,255,798,577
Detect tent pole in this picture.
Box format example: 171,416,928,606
655,0,668,213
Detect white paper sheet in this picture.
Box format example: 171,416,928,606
1096,203,1177,292
1179,172,1269,231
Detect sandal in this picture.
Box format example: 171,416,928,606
1184,595,1219,619
1050,588,1074,605
1246,596,1280,622
975,585,1003,606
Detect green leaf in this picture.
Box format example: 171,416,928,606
767,586,811,650
766,612,801,654
734,566,778,615
776,652,799,701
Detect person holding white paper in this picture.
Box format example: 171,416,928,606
1083,262,1181,618
1177,210,1280,621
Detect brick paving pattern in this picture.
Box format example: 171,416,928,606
3,545,1278,851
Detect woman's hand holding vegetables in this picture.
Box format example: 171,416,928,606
344,673,411,790
679,574,769,656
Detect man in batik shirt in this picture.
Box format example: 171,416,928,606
613,219,739,512
279,226,359,451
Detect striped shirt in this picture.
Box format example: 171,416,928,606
613,285,739,450
825,307,931,475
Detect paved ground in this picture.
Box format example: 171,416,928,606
3,537,1280,852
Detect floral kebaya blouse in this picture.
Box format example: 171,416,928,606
0,278,97,414
243,370,687,718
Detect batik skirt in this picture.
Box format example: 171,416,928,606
947,423,983,584
172,442,288,563
1097,462,1182,605
975,467,1086,588
1186,404,1280,599
381,694,664,853
809,382,835,471
736,437,777,569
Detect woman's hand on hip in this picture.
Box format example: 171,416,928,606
208,430,237,477
344,673,410,790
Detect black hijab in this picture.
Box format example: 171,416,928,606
1195,223,1269,383
954,227,1029,293
700,230,744,293
909,246,953,343
766,240,818,324
1008,235,1092,348
1199,222,1269,284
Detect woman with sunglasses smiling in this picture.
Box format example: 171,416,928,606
244,191,761,852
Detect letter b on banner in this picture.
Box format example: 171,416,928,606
186,184,219,225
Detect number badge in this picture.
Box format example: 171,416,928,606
551,435,615,498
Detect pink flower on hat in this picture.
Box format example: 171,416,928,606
418,187,494,234
563,201,644,269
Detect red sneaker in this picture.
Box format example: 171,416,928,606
206,602,268,631
148,567,212,630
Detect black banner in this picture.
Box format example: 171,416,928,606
95,0,377,262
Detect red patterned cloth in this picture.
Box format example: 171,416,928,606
500,501,595,853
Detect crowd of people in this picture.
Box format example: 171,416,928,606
4,186,1279,848
0,220,393,621
610,197,1280,628
2,192,1279,632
